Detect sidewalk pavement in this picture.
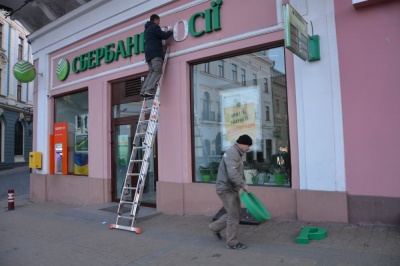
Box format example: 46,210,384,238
1,194,399,266
0,166,30,201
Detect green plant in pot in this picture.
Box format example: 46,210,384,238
208,161,220,182
198,165,211,182
251,172,259,184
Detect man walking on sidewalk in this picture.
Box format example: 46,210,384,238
140,14,173,98
209,134,252,250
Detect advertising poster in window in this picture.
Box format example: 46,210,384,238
220,87,261,150
74,114,88,175
118,135,130,166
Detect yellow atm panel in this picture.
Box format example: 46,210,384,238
29,152,42,169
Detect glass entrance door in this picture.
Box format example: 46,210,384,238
112,120,135,202
111,77,157,206
111,102,158,206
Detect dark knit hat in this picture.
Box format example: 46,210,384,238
236,134,252,146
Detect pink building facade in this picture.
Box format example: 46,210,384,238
335,0,400,224
29,0,400,225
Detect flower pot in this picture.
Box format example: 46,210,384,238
202,174,211,182
251,177,259,184
274,173,286,185
244,169,258,184
210,170,218,182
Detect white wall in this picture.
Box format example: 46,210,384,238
290,0,345,191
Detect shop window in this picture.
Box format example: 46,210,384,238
192,47,290,187
55,90,88,175
14,121,23,155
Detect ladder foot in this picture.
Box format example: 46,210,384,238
109,224,115,229
135,228,142,234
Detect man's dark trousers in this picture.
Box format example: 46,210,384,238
141,57,163,95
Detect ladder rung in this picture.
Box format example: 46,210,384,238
135,132,146,137
116,215,133,220
138,120,149,124
127,172,140,176
124,186,137,190
130,159,143,163
132,146,146,150
120,200,133,204
110,224,141,233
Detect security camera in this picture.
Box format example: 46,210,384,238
47,95,51,98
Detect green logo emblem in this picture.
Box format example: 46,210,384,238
13,61,36,83
56,59,70,81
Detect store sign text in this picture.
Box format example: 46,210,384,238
70,0,223,75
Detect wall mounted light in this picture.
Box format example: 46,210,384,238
24,107,33,125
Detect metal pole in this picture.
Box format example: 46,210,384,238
8,189,14,211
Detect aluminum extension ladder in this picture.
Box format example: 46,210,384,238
110,46,170,234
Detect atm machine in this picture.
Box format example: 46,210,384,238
50,122,68,175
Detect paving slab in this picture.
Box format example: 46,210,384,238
1,194,399,266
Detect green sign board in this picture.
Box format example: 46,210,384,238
56,59,70,81
56,0,224,81
13,60,36,83
283,4,309,61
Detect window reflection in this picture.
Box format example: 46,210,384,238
192,47,291,187
55,90,88,175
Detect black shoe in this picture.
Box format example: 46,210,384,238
226,243,247,250
214,231,222,240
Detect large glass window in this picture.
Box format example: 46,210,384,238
55,90,88,175
192,47,290,187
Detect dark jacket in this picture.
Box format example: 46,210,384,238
144,21,173,62
216,144,247,192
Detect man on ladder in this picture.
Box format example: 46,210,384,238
140,14,173,98
110,14,172,233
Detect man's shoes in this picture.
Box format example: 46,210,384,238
226,242,247,250
209,224,222,240
139,93,145,97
